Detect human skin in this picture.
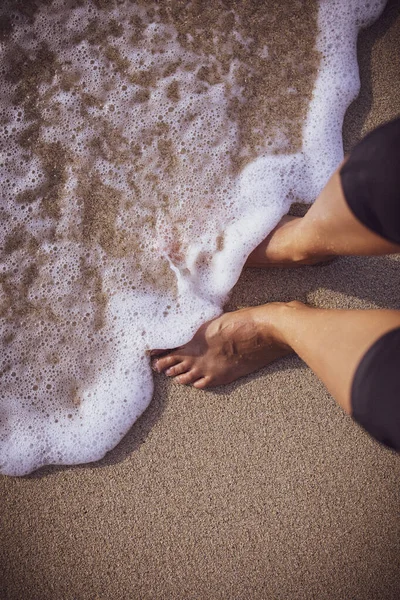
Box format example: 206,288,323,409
151,161,400,416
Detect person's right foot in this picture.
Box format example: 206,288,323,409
245,215,335,268
151,303,293,388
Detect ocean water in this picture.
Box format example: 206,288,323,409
0,0,386,475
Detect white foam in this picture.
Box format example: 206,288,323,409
0,0,387,475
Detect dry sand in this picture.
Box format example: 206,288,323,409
1,2,400,599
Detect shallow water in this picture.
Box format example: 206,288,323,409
0,0,386,475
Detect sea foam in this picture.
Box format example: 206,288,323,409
0,0,386,475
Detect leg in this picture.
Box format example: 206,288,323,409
270,302,400,415
246,162,400,267
152,302,400,418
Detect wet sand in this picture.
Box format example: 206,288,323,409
1,2,400,599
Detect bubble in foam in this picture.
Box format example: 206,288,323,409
0,0,386,475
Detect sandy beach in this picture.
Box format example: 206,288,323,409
1,1,400,599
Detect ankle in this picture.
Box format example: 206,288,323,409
288,219,321,263
267,217,303,262
265,301,308,349
253,302,298,350
267,216,317,264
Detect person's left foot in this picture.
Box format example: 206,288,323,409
151,304,292,388
246,215,335,267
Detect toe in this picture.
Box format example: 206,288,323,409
174,370,200,385
165,362,190,377
152,354,181,373
192,377,210,389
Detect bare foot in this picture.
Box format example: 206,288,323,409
246,215,335,268
151,303,292,389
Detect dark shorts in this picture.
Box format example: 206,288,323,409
339,117,400,451
351,327,400,451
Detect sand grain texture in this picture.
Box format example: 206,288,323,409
1,2,400,599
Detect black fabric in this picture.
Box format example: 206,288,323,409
351,327,400,451
340,117,400,244
342,119,400,450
